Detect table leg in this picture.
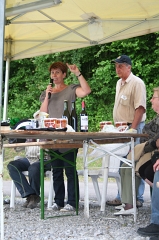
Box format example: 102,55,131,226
131,137,136,222
40,148,45,219
100,154,109,212
0,148,4,240
83,141,89,218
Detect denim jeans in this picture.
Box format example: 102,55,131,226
151,170,159,225
136,121,145,203
7,158,51,198
116,121,145,202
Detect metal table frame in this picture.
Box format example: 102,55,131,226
82,138,136,220
1,130,148,239
40,147,79,219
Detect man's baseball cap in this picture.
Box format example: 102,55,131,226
112,55,132,66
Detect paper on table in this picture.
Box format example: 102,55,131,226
66,125,75,132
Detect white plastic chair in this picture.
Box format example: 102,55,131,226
10,157,54,209
77,143,130,205
77,156,121,205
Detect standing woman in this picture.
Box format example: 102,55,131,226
40,62,91,211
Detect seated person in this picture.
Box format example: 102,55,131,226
137,157,159,239
7,145,50,209
7,110,50,209
114,87,159,215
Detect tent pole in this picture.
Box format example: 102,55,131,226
3,56,10,121
0,0,6,239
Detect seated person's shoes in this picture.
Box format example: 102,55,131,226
106,199,122,206
27,195,40,209
23,196,31,208
137,223,159,236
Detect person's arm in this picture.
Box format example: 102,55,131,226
40,84,52,113
144,132,159,154
40,96,49,113
131,106,145,129
67,63,91,98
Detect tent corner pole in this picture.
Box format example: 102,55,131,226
0,0,6,239
3,57,10,121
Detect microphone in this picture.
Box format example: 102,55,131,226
48,78,53,99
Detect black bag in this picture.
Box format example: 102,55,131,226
9,119,31,144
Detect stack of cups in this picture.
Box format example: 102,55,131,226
100,121,112,130
38,112,49,128
115,122,128,132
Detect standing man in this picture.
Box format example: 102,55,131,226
106,55,146,207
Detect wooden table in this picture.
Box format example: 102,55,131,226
1,130,148,226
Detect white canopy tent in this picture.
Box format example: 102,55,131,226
2,0,159,120
4,0,159,60
1,0,159,238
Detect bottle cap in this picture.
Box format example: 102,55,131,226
82,101,85,108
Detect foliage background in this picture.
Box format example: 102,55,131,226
3,32,159,131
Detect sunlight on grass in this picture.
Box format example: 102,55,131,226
3,148,114,182
76,148,103,169
3,148,25,180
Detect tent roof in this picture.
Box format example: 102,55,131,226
5,0,159,60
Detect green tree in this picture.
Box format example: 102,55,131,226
4,32,159,130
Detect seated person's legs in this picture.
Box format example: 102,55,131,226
137,160,154,206
139,160,154,187
7,158,35,198
137,170,159,237
7,158,40,208
27,160,51,209
151,170,159,225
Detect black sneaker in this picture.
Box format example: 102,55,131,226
150,236,159,240
3,199,10,204
137,223,159,236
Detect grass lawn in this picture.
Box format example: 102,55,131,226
3,148,106,182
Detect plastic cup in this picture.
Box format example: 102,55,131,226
100,121,112,130
56,118,67,128
43,118,57,128
115,122,127,128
